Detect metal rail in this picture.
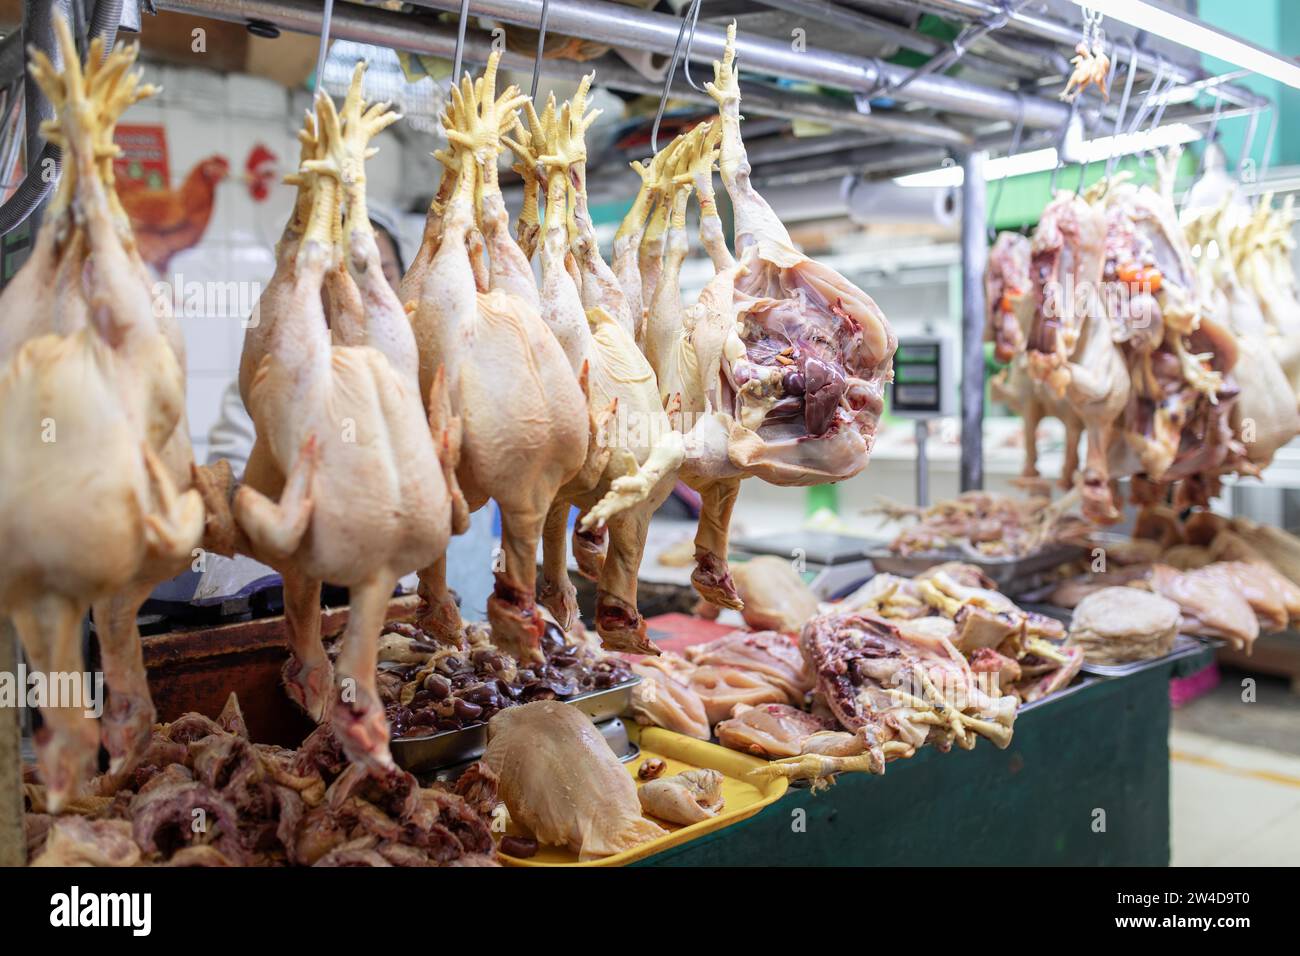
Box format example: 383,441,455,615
153,0,969,144
752,0,1026,82
402,0,1073,127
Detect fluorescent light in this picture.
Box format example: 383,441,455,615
894,148,1058,188
1075,122,1202,164
1071,0,1300,90
892,124,1200,188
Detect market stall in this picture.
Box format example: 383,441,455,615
2,0,1299,870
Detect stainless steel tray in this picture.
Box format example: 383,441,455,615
1075,633,1211,677
866,542,1084,596
390,676,641,773
424,717,640,785
1020,602,1213,677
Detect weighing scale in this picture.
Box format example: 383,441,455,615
889,334,955,507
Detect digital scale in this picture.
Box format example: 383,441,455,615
889,334,955,507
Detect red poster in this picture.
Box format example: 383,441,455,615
113,123,170,191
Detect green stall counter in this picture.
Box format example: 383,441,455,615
634,649,1210,867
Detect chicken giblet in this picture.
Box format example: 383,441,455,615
234,65,454,769
0,21,204,810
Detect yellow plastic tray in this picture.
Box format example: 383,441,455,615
496,725,787,866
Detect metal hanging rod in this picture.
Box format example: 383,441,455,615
154,0,970,145
400,0,1073,128
751,0,1026,83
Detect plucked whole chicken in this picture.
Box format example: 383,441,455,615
234,65,454,770
405,56,590,664
0,21,204,811
506,79,685,655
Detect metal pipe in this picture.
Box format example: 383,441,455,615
154,0,969,144
745,131,887,166
0,0,121,239
959,148,987,492
403,0,1071,127
907,0,1266,110
752,0,1025,82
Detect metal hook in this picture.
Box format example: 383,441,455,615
1193,89,1225,183
681,0,707,93
1259,102,1279,180
1125,53,1166,138
650,0,705,155
450,0,471,92
1049,96,1079,195
313,0,336,95
988,94,1025,241
1238,105,1260,177
1103,37,1137,180
530,0,551,102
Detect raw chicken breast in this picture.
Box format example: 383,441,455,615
689,666,789,726
731,557,821,632
630,655,710,740
484,701,664,861
1148,564,1259,651
684,630,815,702
715,703,834,758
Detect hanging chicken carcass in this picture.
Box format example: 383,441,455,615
403,57,592,665
1025,190,1130,522
234,65,456,769
986,230,1084,485
1182,195,1300,476
643,24,897,610
1096,173,1240,502
503,81,684,654
0,22,205,810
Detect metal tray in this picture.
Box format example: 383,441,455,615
1074,633,1211,677
1020,602,1214,677
865,542,1084,596
424,717,639,785
390,675,641,773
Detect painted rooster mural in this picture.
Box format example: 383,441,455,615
115,154,230,272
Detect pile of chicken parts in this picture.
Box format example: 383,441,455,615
1050,507,1300,652
631,562,1081,786
988,152,1300,525
0,21,895,812
23,694,498,866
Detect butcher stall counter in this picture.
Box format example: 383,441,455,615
629,642,1212,867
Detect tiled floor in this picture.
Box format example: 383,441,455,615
1170,670,1300,866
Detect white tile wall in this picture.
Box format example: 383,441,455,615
128,64,426,461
